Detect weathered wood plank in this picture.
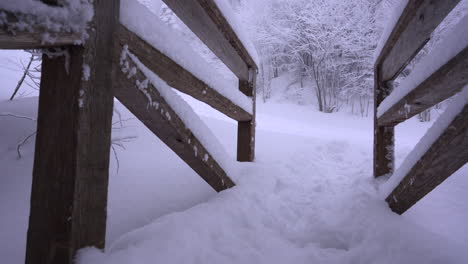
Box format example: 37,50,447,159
25,1,120,263
237,68,256,161
161,0,256,81
374,66,395,178
115,47,235,192
378,46,468,126
117,25,252,121
376,0,460,82
0,9,81,49
386,104,468,214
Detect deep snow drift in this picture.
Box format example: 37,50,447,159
1,92,467,263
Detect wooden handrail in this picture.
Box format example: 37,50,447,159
378,47,468,126
0,9,82,49
161,0,257,81
375,0,460,82
115,48,235,191
118,25,252,121
386,104,468,214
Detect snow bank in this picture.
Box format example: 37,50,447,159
120,46,236,176
382,86,468,197
120,0,252,114
212,0,260,67
378,14,468,117
0,0,93,43
76,120,468,264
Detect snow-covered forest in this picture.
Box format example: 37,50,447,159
1,0,467,263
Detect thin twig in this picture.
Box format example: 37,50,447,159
111,145,120,174
10,54,34,101
0,112,37,121
17,131,37,159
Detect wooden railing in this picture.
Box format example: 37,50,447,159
374,0,467,214
0,0,257,263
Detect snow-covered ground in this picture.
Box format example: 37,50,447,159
1,84,467,263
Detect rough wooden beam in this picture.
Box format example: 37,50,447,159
376,0,460,82
374,66,395,178
378,46,468,126
115,48,235,192
386,104,468,214
25,0,120,263
117,25,252,121
237,69,256,161
161,0,256,81
0,9,82,49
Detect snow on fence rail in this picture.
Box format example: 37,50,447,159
383,87,468,214
120,0,253,116
374,0,468,214
0,0,258,263
161,0,258,81
117,47,235,191
377,14,468,125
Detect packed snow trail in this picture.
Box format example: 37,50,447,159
1,97,467,264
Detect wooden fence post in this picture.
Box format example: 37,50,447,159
25,1,120,263
374,66,394,178
237,68,256,162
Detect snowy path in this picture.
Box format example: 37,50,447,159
1,97,467,264
79,100,467,264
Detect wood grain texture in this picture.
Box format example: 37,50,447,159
25,1,120,263
375,0,460,82
374,66,395,178
237,68,256,161
386,104,468,214
161,0,257,81
378,46,468,126
117,25,252,121
115,48,235,192
0,9,81,49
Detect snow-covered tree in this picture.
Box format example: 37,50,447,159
242,0,381,113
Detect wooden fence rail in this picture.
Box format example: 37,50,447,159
1,0,257,263
386,104,468,214
374,0,467,214
115,47,235,192
378,46,468,127
118,25,252,122
161,0,258,161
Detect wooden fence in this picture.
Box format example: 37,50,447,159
0,0,257,263
374,0,467,214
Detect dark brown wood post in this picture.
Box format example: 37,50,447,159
374,66,395,178
25,1,120,263
237,68,256,162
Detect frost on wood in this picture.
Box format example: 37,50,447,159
119,46,235,175
377,14,468,118
0,0,93,43
381,86,468,197
82,63,90,81
119,0,252,114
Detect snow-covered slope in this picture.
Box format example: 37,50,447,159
1,95,467,264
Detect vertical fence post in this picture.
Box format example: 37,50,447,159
237,68,256,162
374,66,395,178
25,1,120,263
